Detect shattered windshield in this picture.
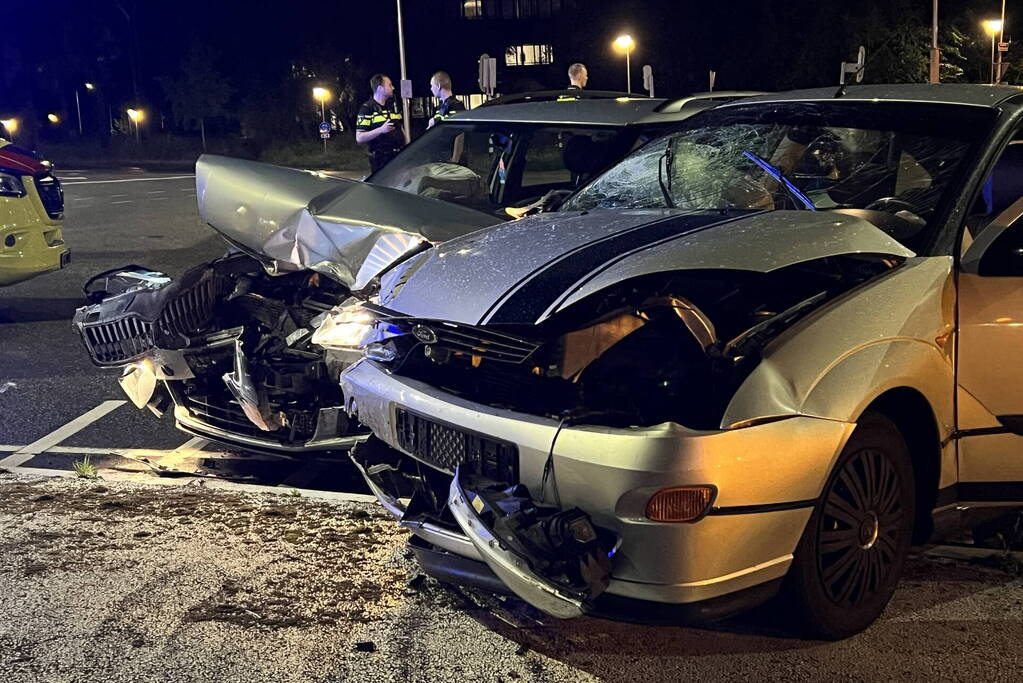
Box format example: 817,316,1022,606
564,101,996,248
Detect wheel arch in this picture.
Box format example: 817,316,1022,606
860,387,943,544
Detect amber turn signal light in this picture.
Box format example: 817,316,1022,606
645,486,716,522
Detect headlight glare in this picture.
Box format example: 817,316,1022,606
311,303,377,350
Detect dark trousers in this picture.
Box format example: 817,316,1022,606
369,150,398,174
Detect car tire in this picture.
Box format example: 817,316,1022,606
784,410,915,640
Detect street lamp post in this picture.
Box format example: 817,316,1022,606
984,19,1004,84
126,108,144,143
74,83,96,136
313,87,331,154
613,34,635,93
396,0,411,144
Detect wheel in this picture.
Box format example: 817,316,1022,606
784,411,915,639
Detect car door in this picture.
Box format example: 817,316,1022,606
957,151,1023,500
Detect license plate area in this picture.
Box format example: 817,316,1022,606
394,407,518,481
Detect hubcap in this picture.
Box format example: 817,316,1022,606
817,448,904,607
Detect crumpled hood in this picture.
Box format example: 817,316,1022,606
195,155,497,289
379,208,916,325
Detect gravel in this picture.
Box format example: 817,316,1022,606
2,471,1021,682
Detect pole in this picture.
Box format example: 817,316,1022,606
75,90,83,135
997,0,1006,82
986,33,994,84
134,118,140,143
929,0,940,84
396,0,411,144
321,99,327,154
626,49,631,93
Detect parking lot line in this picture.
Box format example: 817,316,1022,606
0,401,126,467
62,175,195,186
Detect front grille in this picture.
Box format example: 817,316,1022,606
429,323,540,363
157,275,217,338
182,393,273,438
81,316,155,365
395,407,518,480
35,174,64,218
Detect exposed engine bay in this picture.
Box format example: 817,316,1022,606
73,253,360,447
361,253,903,429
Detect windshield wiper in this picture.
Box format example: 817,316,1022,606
742,150,816,211
657,141,676,209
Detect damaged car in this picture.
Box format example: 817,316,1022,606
337,84,1023,638
72,94,745,454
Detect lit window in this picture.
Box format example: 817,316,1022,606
505,44,554,66
462,0,483,18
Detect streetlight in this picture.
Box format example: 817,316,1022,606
47,113,60,124
126,108,144,143
613,34,635,93
983,19,1004,84
1,118,18,142
313,87,331,154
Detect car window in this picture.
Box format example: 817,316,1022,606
564,102,996,252
369,122,626,213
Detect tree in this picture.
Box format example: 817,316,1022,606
159,45,233,151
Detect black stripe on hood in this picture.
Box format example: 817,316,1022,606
483,210,762,325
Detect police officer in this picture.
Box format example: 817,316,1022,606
427,71,464,129
355,74,405,173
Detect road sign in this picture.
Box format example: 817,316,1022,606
478,54,497,96
320,132,330,139
400,79,413,100
318,122,330,133
999,42,1010,53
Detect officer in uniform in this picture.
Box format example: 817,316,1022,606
355,74,405,173
427,71,465,128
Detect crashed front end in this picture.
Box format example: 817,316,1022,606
338,209,910,619
73,255,364,452
71,155,496,454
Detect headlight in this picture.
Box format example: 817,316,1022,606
311,302,377,350
0,171,26,198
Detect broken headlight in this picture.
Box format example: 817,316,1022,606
311,301,378,350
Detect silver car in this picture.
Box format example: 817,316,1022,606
332,84,1023,638
72,94,742,456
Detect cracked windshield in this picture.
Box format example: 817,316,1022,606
565,102,994,250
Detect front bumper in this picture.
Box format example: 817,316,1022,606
342,359,856,610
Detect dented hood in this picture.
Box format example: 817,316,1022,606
195,155,497,289
380,208,915,325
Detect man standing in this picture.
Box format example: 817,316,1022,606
567,63,588,89
355,74,405,173
428,71,465,128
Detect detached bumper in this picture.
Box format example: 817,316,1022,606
342,359,855,608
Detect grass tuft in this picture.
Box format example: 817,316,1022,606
73,455,100,480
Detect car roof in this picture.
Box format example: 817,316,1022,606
445,91,766,127
725,83,1023,108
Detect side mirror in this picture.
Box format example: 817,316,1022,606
962,196,1023,276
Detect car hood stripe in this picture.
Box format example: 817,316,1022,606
483,211,756,324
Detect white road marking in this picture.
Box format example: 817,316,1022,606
62,175,195,186
3,464,379,503
111,200,133,204
147,190,167,194
73,197,93,201
60,177,88,181
0,401,126,467
110,194,128,197
176,437,209,452
149,197,169,201
179,188,195,192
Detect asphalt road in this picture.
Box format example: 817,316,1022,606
0,169,224,455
